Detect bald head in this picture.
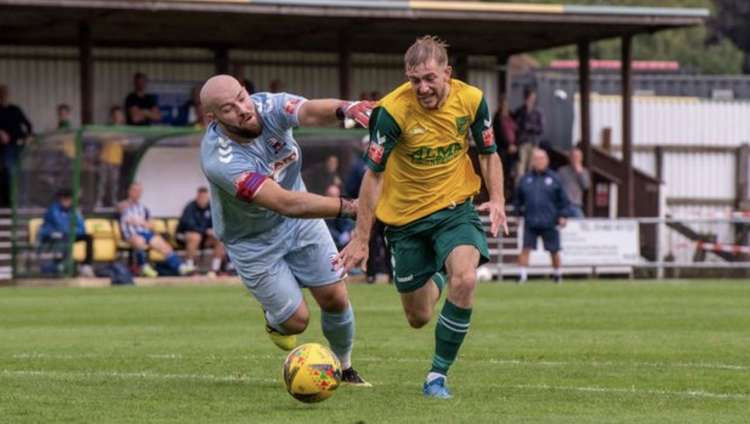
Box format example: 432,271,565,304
200,74,242,113
531,148,549,172
200,74,262,139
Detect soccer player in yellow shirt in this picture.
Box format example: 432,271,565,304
336,36,507,398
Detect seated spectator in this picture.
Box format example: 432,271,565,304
175,86,209,128
57,103,72,129
176,187,226,276
38,188,94,277
304,154,342,195
324,184,354,250
109,105,126,126
125,72,161,126
119,182,194,277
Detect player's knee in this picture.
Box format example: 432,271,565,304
282,310,310,335
405,309,431,329
449,270,477,299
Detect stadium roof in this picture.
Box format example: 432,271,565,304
0,0,709,55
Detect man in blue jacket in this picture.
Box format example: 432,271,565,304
513,148,570,283
39,188,94,277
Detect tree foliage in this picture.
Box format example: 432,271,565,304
485,0,744,74
710,0,750,73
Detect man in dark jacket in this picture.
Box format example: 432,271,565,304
39,188,94,277
0,84,33,207
513,148,570,283
176,186,226,276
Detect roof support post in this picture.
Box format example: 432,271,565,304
78,21,93,125
621,34,634,217
214,47,229,75
338,31,351,100
577,41,593,216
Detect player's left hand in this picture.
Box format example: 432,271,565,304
333,233,370,274
341,101,376,128
477,200,508,237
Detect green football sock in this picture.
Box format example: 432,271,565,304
432,271,447,296
430,299,472,375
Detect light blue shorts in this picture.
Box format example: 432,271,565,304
226,218,343,326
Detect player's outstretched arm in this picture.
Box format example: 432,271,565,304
334,168,383,273
476,152,508,237
298,99,375,128
253,178,356,219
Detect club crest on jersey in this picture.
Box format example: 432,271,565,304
284,98,302,115
267,137,285,153
482,128,494,147
455,116,469,136
368,131,386,164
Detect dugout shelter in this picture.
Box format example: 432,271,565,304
0,0,708,278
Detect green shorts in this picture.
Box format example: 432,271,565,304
384,200,490,293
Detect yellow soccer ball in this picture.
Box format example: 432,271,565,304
282,343,342,403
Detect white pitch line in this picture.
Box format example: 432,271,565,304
1,369,747,401
10,352,750,372
0,369,278,385
510,383,750,401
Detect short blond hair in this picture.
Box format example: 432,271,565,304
404,35,449,70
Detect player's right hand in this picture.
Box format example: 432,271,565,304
333,234,370,274
342,101,376,128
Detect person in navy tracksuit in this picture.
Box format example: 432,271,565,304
513,148,570,283
39,188,94,276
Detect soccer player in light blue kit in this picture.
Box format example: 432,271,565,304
199,75,373,385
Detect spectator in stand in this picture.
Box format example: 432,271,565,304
109,105,126,126
176,86,209,128
512,86,544,182
95,107,126,208
124,72,161,126
241,78,256,95
324,184,354,250
269,79,283,93
344,136,369,198
38,188,94,277
492,94,518,199
176,186,226,277
556,147,591,218
56,103,72,129
304,154,342,195
0,83,33,207
514,148,570,284
119,182,194,277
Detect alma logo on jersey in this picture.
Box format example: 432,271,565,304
217,137,233,163
408,143,462,166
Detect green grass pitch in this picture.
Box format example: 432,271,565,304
1,280,749,423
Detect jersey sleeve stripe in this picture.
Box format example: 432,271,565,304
235,172,268,202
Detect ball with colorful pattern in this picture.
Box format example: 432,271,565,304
282,343,342,403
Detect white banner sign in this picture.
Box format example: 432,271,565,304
527,219,640,266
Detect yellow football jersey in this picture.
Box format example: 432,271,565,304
366,79,496,226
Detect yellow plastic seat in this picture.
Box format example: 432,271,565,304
85,218,117,262
30,217,85,262
148,219,168,262
166,218,180,247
